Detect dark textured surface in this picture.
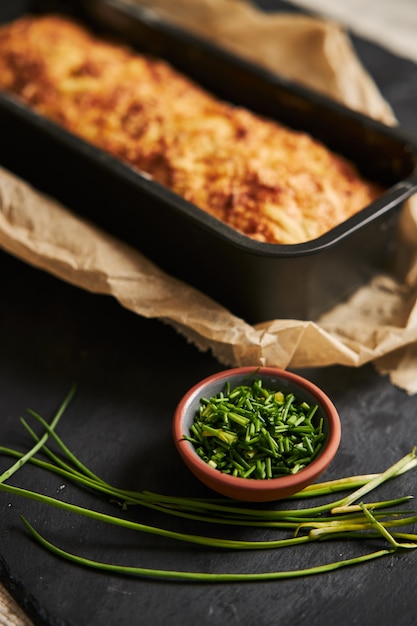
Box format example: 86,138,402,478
1,2,417,625
2,248,417,626
2,250,417,626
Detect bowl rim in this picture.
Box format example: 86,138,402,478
173,366,341,495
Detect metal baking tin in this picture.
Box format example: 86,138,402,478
1,0,417,323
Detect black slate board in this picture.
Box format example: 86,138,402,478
2,2,417,625
3,251,417,626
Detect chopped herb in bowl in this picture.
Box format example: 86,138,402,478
173,367,341,501
184,378,324,479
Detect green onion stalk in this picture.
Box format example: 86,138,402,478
1,386,417,582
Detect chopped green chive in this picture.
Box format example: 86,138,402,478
183,379,324,479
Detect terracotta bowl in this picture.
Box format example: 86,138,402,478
173,367,341,502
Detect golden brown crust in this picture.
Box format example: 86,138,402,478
0,14,382,244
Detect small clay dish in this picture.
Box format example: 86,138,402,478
173,367,341,502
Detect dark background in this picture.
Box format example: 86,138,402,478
2,1,417,625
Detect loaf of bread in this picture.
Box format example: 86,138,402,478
0,14,382,244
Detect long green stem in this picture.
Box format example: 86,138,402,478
0,385,76,485
360,503,417,550
22,410,108,486
331,449,417,513
20,516,394,582
0,482,315,550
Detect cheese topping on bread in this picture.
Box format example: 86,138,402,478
0,15,383,244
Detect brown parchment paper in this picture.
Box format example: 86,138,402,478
1,0,417,394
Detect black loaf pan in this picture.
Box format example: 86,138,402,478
0,0,417,323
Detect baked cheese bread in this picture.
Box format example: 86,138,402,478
0,14,383,244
